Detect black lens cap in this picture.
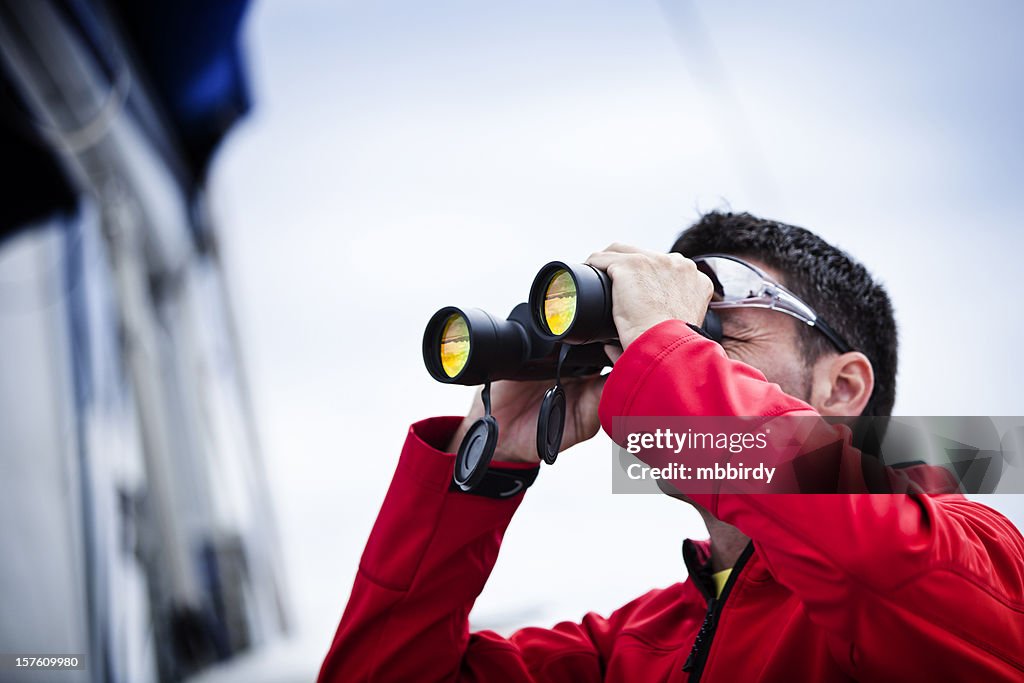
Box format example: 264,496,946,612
536,384,566,465
454,415,499,491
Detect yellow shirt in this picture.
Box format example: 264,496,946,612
711,569,732,598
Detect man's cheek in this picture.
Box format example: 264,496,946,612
723,342,762,368
771,364,815,403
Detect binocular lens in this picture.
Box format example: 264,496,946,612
530,261,617,344
439,313,470,378
542,268,577,336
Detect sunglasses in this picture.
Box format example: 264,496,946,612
691,254,853,354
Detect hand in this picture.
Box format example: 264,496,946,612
447,374,607,463
586,243,714,349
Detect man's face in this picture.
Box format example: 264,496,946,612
713,258,817,405
659,257,826,507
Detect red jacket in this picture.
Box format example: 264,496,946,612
319,320,1024,682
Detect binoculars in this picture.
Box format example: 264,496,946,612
423,261,618,386
423,261,719,492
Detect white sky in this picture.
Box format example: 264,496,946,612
208,0,1024,670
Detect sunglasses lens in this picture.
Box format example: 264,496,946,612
699,257,763,301
542,268,577,335
439,313,470,378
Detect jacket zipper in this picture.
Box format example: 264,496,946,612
682,597,717,674
682,542,755,682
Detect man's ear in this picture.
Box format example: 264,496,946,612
811,351,874,417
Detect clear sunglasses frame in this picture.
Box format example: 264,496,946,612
692,253,853,354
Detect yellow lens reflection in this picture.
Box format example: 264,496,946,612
543,269,577,335
440,313,470,378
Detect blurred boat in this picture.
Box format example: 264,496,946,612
0,1,288,681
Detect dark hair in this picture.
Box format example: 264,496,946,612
671,211,897,416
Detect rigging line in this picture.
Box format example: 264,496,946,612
657,0,783,210
0,1,133,155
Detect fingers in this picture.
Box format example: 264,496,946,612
562,369,604,404
466,385,486,416
586,243,660,271
572,373,608,442
601,242,646,254
586,246,698,275
584,244,712,350
585,250,625,273
604,343,623,365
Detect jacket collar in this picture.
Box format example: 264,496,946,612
682,538,758,602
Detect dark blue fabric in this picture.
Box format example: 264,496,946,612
110,0,252,181
0,0,252,236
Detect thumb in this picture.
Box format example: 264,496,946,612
604,343,624,365
572,373,608,435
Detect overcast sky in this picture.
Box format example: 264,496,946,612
208,0,1024,665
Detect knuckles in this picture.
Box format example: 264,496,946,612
588,249,703,288
695,271,714,298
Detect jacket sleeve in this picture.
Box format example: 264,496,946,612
598,320,1024,680
318,416,630,683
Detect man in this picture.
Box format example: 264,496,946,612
319,212,1024,681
